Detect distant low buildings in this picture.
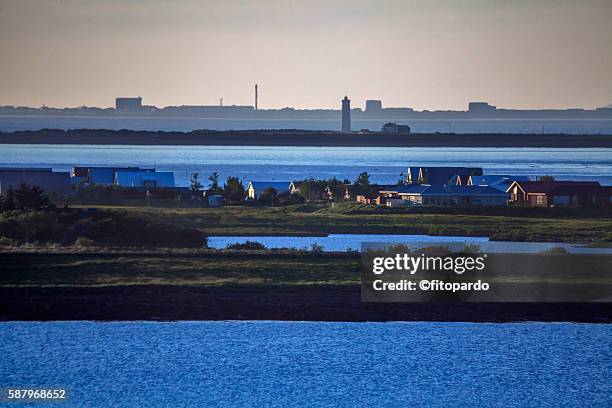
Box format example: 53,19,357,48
115,97,143,113
381,122,411,134
468,102,497,114
365,100,382,113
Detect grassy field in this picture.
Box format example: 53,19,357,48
68,202,612,243
0,252,361,287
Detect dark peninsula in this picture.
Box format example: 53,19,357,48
2,128,612,147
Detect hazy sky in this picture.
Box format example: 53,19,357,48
1,0,611,110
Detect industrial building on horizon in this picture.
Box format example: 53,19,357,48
2,89,612,121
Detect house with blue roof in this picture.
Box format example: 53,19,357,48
467,175,531,192
72,166,154,185
114,170,175,188
0,168,71,195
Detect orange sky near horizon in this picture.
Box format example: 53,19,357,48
0,0,611,111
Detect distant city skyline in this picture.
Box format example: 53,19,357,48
1,0,611,110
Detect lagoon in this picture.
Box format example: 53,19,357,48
208,234,612,254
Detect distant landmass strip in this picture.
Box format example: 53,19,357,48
1,129,611,148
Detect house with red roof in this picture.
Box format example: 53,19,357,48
506,181,611,207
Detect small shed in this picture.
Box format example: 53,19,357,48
208,195,223,208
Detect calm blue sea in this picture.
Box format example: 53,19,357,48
0,321,610,407
1,145,611,186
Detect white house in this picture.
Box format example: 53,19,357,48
246,181,291,200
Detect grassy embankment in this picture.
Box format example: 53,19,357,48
64,201,612,243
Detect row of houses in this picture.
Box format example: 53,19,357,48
246,166,611,208
0,166,176,196
72,167,175,188
2,166,611,208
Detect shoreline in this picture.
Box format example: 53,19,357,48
1,285,609,323
2,129,612,147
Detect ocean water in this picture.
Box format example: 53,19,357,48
1,145,611,186
0,321,610,407
1,115,612,134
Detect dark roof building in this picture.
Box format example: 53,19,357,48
0,168,71,195
381,122,411,134
507,181,610,207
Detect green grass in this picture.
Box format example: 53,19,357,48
70,202,612,243
0,253,362,287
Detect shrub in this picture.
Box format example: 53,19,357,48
310,243,325,253
226,241,267,250
74,237,96,247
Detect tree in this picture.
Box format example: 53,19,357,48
223,177,245,202
397,171,407,186
12,183,51,210
208,172,221,193
354,171,370,186
259,187,278,206
190,173,203,192
539,175,555,182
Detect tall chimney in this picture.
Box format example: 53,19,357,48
255,84,258,111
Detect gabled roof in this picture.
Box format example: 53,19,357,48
406,167,420,183
247,181,291,192
418,167,483,184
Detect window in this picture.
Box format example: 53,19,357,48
535,195,544,205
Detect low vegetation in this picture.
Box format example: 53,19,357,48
0,253,361,287
72,202,612,243
0,184,205,248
